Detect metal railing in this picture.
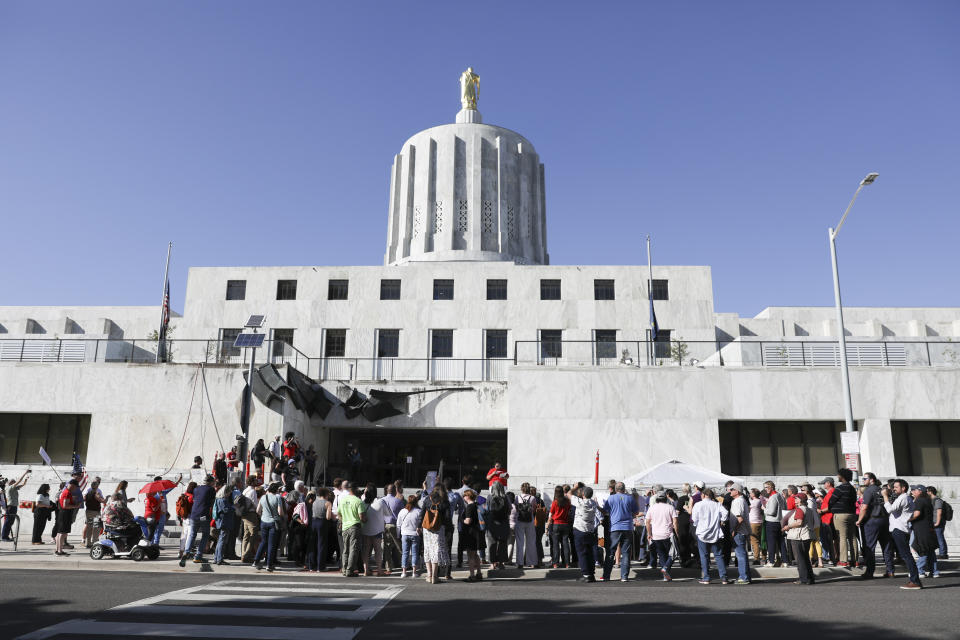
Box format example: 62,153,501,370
2,337,958,379
512,339,960,368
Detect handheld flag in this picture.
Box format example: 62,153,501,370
71,452,88,489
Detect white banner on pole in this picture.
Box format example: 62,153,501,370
840,431,860,454
39,447,52,466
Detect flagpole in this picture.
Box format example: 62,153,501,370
646,235,653,365
156,242,172,363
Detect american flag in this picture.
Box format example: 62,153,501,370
72,452,88,489
157,278,170,362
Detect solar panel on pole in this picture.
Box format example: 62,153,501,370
234,333,265,348
245,314,266,328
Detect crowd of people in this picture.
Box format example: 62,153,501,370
1,443,952,593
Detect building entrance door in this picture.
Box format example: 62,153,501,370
326,428,506,489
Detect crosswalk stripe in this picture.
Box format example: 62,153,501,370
16,579,405,640
17,620,360,640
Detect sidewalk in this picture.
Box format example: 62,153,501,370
1,532,955,580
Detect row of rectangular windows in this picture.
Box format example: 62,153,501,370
219,328,673,360
225,278,670,302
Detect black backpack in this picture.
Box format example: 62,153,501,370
941,500,953,522
516,497,533,523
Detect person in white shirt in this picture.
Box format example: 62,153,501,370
883,479,921,589
645,490,679,581
570,487,599,582
727,483,752,584
691,488,729,584
361,485,390,576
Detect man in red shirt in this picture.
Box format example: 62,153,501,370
818,478,836,565
283,433,299,460
486,461,509,488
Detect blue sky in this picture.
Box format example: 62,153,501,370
1,1,957,316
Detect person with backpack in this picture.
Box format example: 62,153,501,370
926,487,950,559
213,480,236,565
857,472,895,579
420,485,450,584
176,482,196,558
511,483,539,569
252,482,285,572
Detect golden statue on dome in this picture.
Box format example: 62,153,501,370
459,67,479,110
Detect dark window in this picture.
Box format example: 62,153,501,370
219,328,242,359
225,280,246,301
486,279,507,300
328,279,349,300
433,279,454,300
325,329,346,358
540,279,561,300
377,329,399,358
651,279,669,301
540,329,562,359
891,421,959,476
485,330,508,359
0,413,91,465
380,279,401,300
276,279,297,300
654,329,672,359
595,329,618,359
431,329,453,358
718,421,844,476
272,329,294,359
594,279,615,300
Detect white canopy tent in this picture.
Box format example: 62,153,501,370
624,460,743,489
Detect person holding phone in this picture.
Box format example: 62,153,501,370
2,469,30,541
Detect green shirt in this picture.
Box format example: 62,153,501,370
338,494,367,529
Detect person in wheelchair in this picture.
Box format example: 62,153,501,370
102,493,142,550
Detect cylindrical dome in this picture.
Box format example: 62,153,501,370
384,118,548,266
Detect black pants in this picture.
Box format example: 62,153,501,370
790,539,814,584
535,523,546,563
443,524,454,575
573,529,596,577
32,507,52,543
551,523,572,566
490,535,509,564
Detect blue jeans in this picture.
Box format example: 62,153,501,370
861,518,895,575
733,532,750,581
573,529,596,577
135,515,167,545
697,538,728,581
402,534,420,571
650,538,674,573
934,526,948,557
603,529,632,580
215,513,235,563
184,518,211,560
891,529,919,584
1,506,17,539
254,521,278,568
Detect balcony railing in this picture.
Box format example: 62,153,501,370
2,337,958,380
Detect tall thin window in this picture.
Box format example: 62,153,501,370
276,279,297,300
654,329,672,359
595,329,618,359
380,279,401,300
486,279,507,300
594,279,615,300
328,279,349,300
272,329,294,359
540,279,561,300
225,280,246,300
433,279,454,300
377,329,399,358
485,329,508,359
651,279,669,301
219,328,242,359
431,329,453,358
325,329,346,357
540,329,562,359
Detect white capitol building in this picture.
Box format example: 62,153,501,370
1,73,958,532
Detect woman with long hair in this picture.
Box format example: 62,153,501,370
421,485,450,584
397,494,422,577
32,484,53,544
548,485,572,568
486,483,510,569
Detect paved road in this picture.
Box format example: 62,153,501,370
3,569,959,639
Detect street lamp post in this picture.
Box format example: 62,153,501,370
828,172,878,435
